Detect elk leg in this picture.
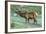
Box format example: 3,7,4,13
26,18,29,24
28,18,29,23
25,18,27,23
34,18,37,24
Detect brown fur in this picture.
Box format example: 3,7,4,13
16,11,38,24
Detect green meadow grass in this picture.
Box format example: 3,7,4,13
11,15,42,29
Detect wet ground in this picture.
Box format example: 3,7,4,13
11,14,42,29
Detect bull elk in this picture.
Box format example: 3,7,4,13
15,11,38,24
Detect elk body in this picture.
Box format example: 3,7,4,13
15,11,38,24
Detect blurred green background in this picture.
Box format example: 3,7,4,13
10,5,42,29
